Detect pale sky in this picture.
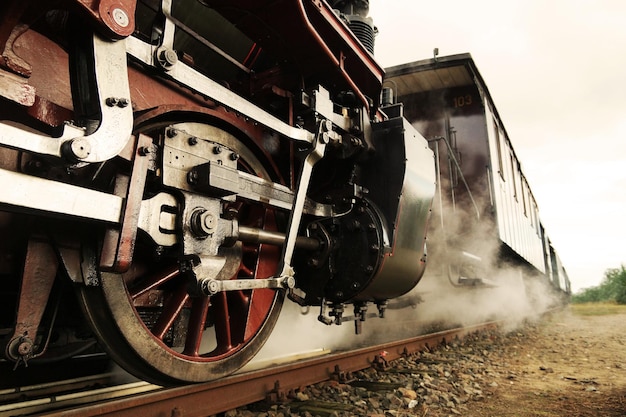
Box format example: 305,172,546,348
369,0,626,292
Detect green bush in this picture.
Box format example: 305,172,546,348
572,265,626,304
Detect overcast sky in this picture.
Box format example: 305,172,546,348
369,0,626,292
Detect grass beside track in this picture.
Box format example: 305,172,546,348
569,302,626,316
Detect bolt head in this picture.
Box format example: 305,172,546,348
283,276,296,289
190,208,216,238
161,49,178,65
68,138,91,160
17,341,32,356
111,8,130,27
156,48,178,69
187,170,199,184
203,279,220,295
202,212,215,230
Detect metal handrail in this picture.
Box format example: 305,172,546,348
428,135,481,220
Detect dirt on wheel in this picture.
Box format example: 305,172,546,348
461,305,626,417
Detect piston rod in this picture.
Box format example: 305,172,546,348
237,226,320,251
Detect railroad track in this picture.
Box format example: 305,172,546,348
0,321,499,417
0,376,158,417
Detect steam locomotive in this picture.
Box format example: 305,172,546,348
0,0,567,386
0,0,436,385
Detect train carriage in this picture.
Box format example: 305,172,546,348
385,53,570,296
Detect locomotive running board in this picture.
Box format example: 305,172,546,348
0,168,124,223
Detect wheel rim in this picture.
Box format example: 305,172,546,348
77,122,284,385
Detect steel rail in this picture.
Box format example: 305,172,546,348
27,321,499,417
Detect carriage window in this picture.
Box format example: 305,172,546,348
516,161,523,205
494,119,504,180
521,177,528,217
528,194,534,226
509,153,517,199
533,202,540,235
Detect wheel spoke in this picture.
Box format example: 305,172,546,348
129,265,179,299
242,245,258,255
151,284,190,341
244,250,279,339
244,289,275,340
182,296,210,357
244,209,280,340
240,264,254,277
212,292,235,354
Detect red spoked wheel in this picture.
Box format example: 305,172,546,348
77,123,285,385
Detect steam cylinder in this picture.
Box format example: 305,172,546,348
330,0,376,54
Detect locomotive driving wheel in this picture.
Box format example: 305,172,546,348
77,119,285,385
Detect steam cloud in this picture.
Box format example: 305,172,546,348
248,187,561,367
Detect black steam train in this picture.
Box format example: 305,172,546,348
0,0,567,386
